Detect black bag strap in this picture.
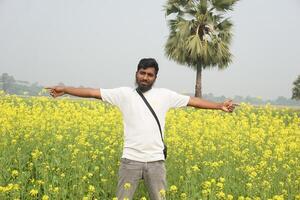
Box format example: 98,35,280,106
136,88,164,142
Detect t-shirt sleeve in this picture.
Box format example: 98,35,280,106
100,87,126,108
165,89,190,108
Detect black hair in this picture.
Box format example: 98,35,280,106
137,58,159,75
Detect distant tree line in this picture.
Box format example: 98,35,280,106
1,72,299,106
0,73,43,96
202,93,300,107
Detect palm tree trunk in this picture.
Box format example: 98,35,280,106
195,65,202,97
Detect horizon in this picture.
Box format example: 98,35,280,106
1,71,299,102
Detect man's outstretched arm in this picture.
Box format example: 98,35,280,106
187,97,238,112
45,86,101,99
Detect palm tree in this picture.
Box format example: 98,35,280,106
164,0,238,97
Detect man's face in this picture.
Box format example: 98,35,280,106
135,67,157,92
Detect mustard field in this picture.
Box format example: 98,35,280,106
0,93,299,200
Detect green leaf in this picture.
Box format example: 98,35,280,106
198,0,208,14
186,34,202,58
177,20,192,38
164,3,181,16
211,0,238,12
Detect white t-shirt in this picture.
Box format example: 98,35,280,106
100,87,190,162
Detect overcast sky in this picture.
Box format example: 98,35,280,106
0,0,299,100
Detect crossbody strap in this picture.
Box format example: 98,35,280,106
136,88,164,142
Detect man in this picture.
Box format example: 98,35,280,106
46,58,237,200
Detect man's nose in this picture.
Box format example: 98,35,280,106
142,75,149,81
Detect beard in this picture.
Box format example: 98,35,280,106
135,77,155,93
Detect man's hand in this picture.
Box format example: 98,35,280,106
188,97,238,112
45,86,65,98
220,100,239,113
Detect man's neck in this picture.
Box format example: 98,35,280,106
137,86,152,93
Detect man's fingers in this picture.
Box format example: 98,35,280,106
45,86,57,98
225,99,232,103
224,100,239,105
222,102,239,113
44,86,54,90
225,101,239,108
44,86,57,97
